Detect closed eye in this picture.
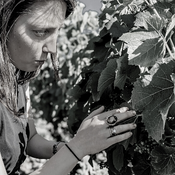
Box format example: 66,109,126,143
33,30,49,37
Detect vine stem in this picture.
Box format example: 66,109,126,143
170,40,175,53
170,37,175,53
133,114,142,123
163,30,175,58
116,0,122,5
163,36,175,58
145,0,161,20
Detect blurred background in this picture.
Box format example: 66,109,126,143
78,0,102,13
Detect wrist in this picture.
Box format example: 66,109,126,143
65,143,81,161
68,137,86,160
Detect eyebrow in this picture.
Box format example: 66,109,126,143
28,23,63,30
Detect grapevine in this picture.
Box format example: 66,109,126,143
67,0,175,174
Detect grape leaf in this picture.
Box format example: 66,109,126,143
127,65,140,83
112,144,124,171
92,40,109,61
132,61,175,141
168,102,175,118
119,31,165,67
121,0,145,7
120,31,158,43
144,15,165,32
129,37,164,67
88,73,100,101
160,74,175,131
134,11,165,32
151,145,175,175
153,1,173,20
109,21,128,38
98,59,117,95
132,152,152,175
122,0,133,6
67,85,84,100
114,70,127,90
121,14,135,29
114,54,128,90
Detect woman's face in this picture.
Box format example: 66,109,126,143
7,0,66,72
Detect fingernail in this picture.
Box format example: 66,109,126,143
132,111,136,116
133,124,137,128
119,107,129,113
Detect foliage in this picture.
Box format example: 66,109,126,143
66,0,175,174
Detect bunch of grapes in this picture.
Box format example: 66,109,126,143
134,137,158,154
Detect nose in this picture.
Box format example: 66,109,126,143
42,35,57,54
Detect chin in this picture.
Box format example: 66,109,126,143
17,66,37,72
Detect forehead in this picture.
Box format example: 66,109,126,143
20,1,66,28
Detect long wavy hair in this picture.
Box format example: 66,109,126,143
0,0,76,116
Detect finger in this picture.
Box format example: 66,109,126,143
104,110,136,127
96,107,129,121
115,123,136,135
108,131,133,144
85,106,105,120
113,110,136,123
107,123,136,137
108,107,129,116
117,107,129,113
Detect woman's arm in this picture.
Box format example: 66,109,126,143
27,118,64,159
28,106,136,175
27,118,83,175
0,145,78,175
30,143,81,175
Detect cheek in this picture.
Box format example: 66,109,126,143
20,36,43,57
8,31,31,56
16,33,36,53
14,33,42,57
8,26,44,61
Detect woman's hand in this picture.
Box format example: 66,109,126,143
69,106,137,159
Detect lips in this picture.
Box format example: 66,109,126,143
35,59,46,62
35,60,46,65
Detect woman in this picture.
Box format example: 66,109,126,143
0,0,137,174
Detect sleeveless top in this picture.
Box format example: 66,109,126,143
0,83,30,175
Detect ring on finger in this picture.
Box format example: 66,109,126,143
110,127,117,137
106,115,118,126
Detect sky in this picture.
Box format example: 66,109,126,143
78,0,102,13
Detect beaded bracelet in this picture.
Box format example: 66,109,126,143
53,141,63,154
65,143,81,161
